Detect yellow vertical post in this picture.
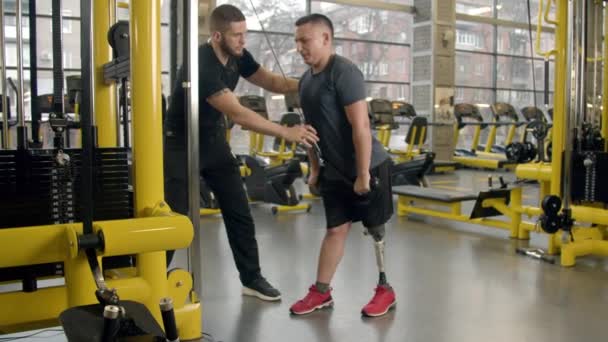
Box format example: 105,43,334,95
249,132,256,155
546,0,569,255
380,129,388,147
257,133,264,153
505,124,516,145
130,0,167,325
471,126,481,151
510,187,523,239
485,124,497,153
540,180,551,203
131,0,164,215
418,126,427,151
550,0,567,195
406,126,417,157
94,0,118,147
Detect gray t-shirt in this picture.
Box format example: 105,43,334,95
299,55,390,180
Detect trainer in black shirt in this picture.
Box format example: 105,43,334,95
163,4,318,302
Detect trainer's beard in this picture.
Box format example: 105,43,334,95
220,37,242,58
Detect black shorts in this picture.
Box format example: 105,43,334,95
320,159,393,229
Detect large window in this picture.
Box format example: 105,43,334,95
216,0,412,152
1,1,411,151
0,0,172,138
456,0,494,17
456,0,555,113
218,0,413,106
218,0,306,33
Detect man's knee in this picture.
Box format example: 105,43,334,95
326,222,351,238
366,224,385,242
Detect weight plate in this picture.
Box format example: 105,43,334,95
541,195,561,216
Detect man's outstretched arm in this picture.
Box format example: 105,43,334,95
246,66,299,94
206,88,317,147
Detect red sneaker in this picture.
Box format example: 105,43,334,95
290,285,333,315
361,285,396,317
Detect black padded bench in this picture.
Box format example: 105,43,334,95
392,185,477,203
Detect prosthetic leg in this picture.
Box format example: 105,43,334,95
361,224,396,317
365,225,388,286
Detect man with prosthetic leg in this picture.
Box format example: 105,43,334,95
289,14,396,317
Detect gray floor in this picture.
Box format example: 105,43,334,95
4,169,608,342
173,169,608,342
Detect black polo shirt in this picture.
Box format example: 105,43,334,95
164,43,260,166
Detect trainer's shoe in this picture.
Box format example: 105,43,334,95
290,285,333,315
361,284,396,317
242,277,281,301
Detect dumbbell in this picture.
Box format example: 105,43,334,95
539,195,562,234
524,142,537,162
505,142,523,162
309,182,321,197
506,142,535,163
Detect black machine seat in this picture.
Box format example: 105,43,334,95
239,95,269,119
369,98,398,129
404,116,428,145
264,158,302,179
392,185,478,203
279,112,302,126
272,112,304,152
392,101,416,118
521,106,545,122
239,155,303,206
491,102,519,122
391,152,435,186
454,103,485,130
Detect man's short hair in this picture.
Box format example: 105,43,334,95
295,13,334,39
210,4,246,33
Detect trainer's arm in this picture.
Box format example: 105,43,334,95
246,66,299,94
206,88,317,146
345,100,372,177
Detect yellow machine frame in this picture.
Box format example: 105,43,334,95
249,130,296,165
0,2,202,338
397,0,608,266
